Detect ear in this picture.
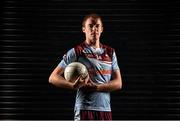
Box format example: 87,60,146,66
82,27,85,33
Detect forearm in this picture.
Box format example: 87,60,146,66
49,74,74,89
96,79,122,92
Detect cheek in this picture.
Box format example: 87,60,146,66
98,28,103,32
84,31,91,35
98,30,102,34
87,30,92,34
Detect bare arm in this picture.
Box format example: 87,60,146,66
49,65,87,90
49,65,122,92
49,66,74,89
96,69,122,92
82,69,122,92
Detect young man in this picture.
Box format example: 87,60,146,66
49,13,122,120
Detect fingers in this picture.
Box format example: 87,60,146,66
84,74,89,84
73,74,97,90
73,75,86,89
81,83,97,92
87,78,95,85
73,75,82,89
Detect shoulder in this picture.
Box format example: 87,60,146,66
74,42,86,50
73,42,86,55
101,43,115,53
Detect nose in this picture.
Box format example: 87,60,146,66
92,27,97,32
92,26,97,31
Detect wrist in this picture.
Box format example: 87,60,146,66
69,82,77,90
95,84,100,91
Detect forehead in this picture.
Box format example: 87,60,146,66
85,17,102,25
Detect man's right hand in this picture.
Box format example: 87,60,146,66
73,74,89,89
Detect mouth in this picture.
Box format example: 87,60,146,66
91,33,97,36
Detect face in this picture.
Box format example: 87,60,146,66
82,17,103,44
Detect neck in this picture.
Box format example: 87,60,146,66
85,39,100,48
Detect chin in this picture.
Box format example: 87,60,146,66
92,38,98,41
88,39,95,44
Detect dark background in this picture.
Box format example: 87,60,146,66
1,0,180,120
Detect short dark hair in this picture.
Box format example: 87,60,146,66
82,13,103,27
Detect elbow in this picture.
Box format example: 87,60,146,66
119,82,122,90
117,79,122,90
116,84,122,91
48,74,54,84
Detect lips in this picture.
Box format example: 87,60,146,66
91,33,98,36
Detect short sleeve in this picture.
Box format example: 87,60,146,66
58,48,77,68
112,50,120,71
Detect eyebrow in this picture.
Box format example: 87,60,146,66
88,24,100,25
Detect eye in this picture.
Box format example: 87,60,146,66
96,25,100,28
89,24,93,28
